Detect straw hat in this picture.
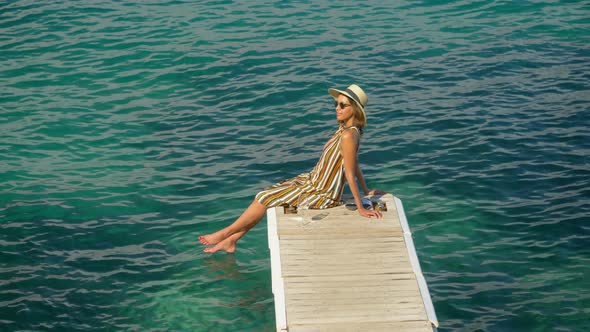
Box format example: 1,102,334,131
328,84,368,122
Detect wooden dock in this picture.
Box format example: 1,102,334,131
267,194,438,332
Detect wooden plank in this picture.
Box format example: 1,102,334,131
276,212,398,222
282,253,410,264
282,273,416,283
286,304,427,317
284,276,419,289
277,220,400,230
279,239,406,251
278,237,404,248
278,228,403,237
281,267,414,277
286,295,425,307
280,247,407,256
284,290,424,302
287,310,428,325
283,254,409,263
288,320,432,332
281,264,414,276
285,280,420,296
281,255,413,268
277,220,400,231
277,214,400,230
280,247,406,256
280,237,404,245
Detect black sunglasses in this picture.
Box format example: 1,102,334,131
334,101,351,109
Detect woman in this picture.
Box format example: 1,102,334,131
199,84,386,253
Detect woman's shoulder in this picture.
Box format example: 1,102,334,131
341,126,360,137
340,126,360,143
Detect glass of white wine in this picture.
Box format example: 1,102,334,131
297,192,310,224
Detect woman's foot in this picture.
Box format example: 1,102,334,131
199,199,267,253
203,237,236,253
198,229,228,245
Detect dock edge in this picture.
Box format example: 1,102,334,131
267,207,288,331
394,197,439,329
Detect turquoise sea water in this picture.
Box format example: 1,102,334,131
1,1,589,331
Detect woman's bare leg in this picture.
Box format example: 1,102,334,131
199,199,267,253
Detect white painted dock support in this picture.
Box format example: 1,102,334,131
267,207,288,331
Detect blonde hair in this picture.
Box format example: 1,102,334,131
343,95,365,134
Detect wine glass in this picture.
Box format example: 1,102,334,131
297,192,310,224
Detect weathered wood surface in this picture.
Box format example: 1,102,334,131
268,194,438,331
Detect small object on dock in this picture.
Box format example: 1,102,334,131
311,212,329,221
344,197,373,211
344,203,357,210
373,200,387,212
267,194,438,331
284,205,298,214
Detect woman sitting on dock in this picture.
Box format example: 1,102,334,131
199,84,385,253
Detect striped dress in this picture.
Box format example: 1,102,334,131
255,126,358,209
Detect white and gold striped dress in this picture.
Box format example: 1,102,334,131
255,126,358,209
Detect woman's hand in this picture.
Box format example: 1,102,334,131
367,189,387,196
358,207,382,219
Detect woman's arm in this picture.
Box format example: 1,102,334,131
355,163,370,196
341,130,382,219
356,164,387,196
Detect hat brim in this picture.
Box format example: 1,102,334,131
329,88,365,109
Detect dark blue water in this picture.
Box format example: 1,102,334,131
1,1,589,331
